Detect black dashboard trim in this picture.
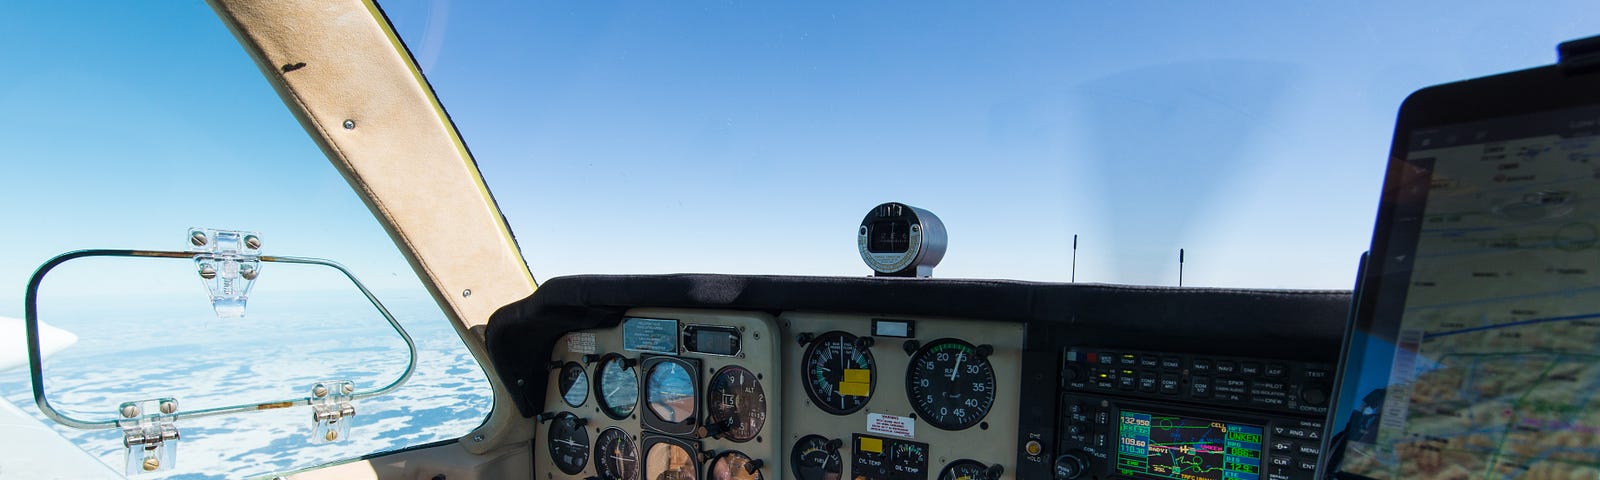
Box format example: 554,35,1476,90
485,274,1351,417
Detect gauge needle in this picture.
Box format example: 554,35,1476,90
950,352,964,381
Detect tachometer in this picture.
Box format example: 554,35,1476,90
546,412,590,475
905,338,995,430
558,361,589,407
937,460,994,480
594,427,638,480
705,365,767,442
801,331,876,415
595,354,638,419
790,435,843,480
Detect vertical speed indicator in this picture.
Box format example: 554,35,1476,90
905,339,995,430
801,331,877,415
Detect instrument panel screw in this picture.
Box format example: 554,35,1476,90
343,119,356,130
159,400,177,414
240,264,259,280
190,231,208,246
462,289,472,298
516,378,525,387
142,456,160,471
121,404,140,418
198,264,217,279
244,235,261,250
342,383,354,394
473,434,485,442
313,384,328,398
326,430,339,441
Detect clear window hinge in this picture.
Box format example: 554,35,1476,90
310,380,356,443
118,398,179,475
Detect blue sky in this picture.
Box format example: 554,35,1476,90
2,1,1598,320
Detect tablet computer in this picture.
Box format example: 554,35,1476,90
1322,37,1600,479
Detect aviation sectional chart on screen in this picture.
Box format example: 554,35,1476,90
1343,127,1600,479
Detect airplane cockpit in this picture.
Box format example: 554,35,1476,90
5,2,1600,480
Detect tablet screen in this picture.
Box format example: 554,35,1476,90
1330,103,1600,479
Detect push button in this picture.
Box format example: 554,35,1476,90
1192,359,1213,372
1139,373,1159,392
1140,355,1160,368
1159,376,1180,394
1264,364,1288,378
1272,441,1293,453
1216,361,1238,374
1241,362,1262,376
1161,357,1182,370
1190,377,1211,397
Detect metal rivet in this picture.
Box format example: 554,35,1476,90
190,231,208,247
343,119,356,130
198,264,217,279
515,378,525,387
121,405,140,418
142,457,160,471
313,384,328,398
244,235,261,250
325,430,339,441
462,289,472,297
473,434,485,442
159,401,176,414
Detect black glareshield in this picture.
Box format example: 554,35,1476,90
1321,41,1600,480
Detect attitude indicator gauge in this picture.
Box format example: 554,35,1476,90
594,427,638,480
546,412,591,475
905,338,996,430
858,202,947,277
801,331,877,415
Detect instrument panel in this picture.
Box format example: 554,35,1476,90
534,308,1025,480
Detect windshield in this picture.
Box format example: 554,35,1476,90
379,1,1598,288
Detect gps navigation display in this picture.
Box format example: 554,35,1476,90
1331,104,1600,479
1116,410,1263,480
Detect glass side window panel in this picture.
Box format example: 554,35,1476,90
0,3,492,478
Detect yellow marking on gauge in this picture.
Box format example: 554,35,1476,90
859,437,883,454
839,381,871,396
843,368,872,383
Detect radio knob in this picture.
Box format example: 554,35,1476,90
1053,452,1088,480
1301,384,1329,406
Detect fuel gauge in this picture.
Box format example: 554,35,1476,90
790,435,842,480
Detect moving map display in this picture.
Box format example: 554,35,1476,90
1335,105,1600,479
1116,410,1262,480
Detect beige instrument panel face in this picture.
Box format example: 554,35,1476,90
535,308,1024,480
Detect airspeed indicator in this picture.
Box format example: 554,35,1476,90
905,339,995,430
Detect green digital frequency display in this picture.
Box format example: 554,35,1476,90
1115,410,1262,480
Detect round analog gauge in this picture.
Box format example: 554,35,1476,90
644,441,697,480
937,460,990,480
559,362,589,407
706,366,767,442
905,338,996,430
708,451,764,480
593,427,638,480
646,361,696,422
801,331,877,415
790,435,843,480
596,354,639,419
546,412,590,475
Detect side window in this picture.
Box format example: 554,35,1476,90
0,3,492,478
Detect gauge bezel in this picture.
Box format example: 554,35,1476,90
800,330,877,415
558,361,590,408
790,434,843,480
639,355,701,435
593,353,640,420
705,365,767,442
708,450,765,480
593,427,638,480
546,411,591,475
936,459,989,480
904,338,996,431
640,434,702,480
